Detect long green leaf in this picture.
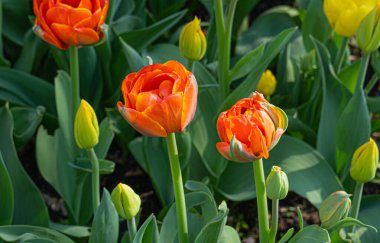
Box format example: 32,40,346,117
0,107,49,226
89,189,119,243
358,195,380,242
0,68,56,116
288,225,330,243
133,215,160,243
0,152,13,225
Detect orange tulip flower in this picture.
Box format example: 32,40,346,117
33,0,109,49
216,92,288,162
117,61,198,137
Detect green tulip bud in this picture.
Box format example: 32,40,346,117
179,16,207,61
74,99,99,149
111,183,141,219
266,166,289,200
350,138,379,183
319,191,351,229
357,4,380,53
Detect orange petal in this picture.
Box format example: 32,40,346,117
216,142,234,161
249,126,269,159
217,112,229,142
79,0,92,11
117,102,167,137
51,23,99,46
46,6,92,26
180,74,197,130
158,80,174,98
135,92,161,112
144,94,183,133
74,9,101,28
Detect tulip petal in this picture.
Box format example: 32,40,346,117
135,91,161,112
216,142,234,161
180,74,197,130
144,94,183,133
51,23,99,46
117,102,167,137
249,125,269,159
46,6,92,26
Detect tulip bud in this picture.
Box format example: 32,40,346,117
74,99,99,149
357,4,380,53
111,183,141,219
319,191,351,229
266,166,289,200
256,70,277,97
179,16,207,61
350,138,379,183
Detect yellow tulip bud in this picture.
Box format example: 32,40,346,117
324,0,379,37
179,16,207,61
111,183,141,219
74,99,99,149
256,70,277,97
266,166,289,200
357,4,380,53
350,138,379,183
319,191,351,229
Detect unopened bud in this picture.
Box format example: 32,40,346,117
319,191,351,229
111,183,141,219
266,166,289,200
74,99,99,149
350,138,379,183
179,16,207,61
357,4,380,53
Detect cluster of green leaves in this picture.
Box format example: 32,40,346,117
0,0,379,242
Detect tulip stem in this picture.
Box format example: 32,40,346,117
350,182,363,220
356,53,370,91
166,133,188,243
187,59,194,72
364,74,378,95
269,199,279,243
253,159,269,242
333,37,348,73
215,0,237,100
87,148,100,214
70,45,80,117
127,217,137,242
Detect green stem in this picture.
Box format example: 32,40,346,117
350,182,363,219
269,199,279,243
166,133,188,243
70,45,80,116
215,0,226,100
127,217,137,242
334,37,348,73
87,148,100,214
253,159,269,242
187,59,194,72
356,53,370,91
364,74,378,95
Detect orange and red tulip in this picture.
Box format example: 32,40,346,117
216,92,288,162
33,0,109,49
117,61,198,137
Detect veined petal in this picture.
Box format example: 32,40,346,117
117,102,167,137
180,74,197,130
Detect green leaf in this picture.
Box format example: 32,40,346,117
194,201,229,243
219,27,297,113
120,38,145,72
289,225,330,243
94,117,115,159
301,0,330,50
329,217,377,233
133,214,160,243
142,44,186,64
111,15,142,34
217,136,343,208
229,44,265,83
0,152,13,225
69,158,115,175
219,225,240,243
0,68,56,116
335,89,370,175
367,96,380,113
106,108,136,152
0,225,74,243
0,106,49,226
278,228,295,243
49,222,90,238
338,60,361,94
358,195,380,242
312,38,352,169
118,10,186,51
11,106,45,149
89,189,119,243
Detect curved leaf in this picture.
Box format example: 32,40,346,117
0,153,13,225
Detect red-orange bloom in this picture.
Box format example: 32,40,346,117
117,61,198,137
216,92,288,162
33,0,109,49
